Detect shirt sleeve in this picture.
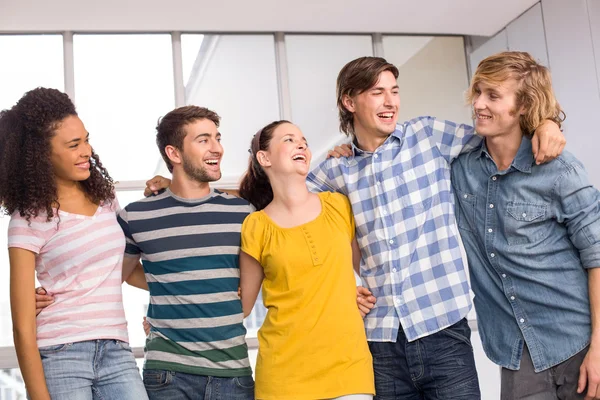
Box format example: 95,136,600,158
306,158,345,194
7,213,46,254
554,160,600,268
415,116,482,164
331,193,356,241
241,213,265,263
116,207,141,256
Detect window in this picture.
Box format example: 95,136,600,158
0,34,64,114
174,34,281,187
285,35,373,163
74,34,174,183
382,36,471,123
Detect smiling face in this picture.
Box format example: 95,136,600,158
49,115,92,185
178,118,223,183
343,70,400,141
472,78,524,139
257,122,311,179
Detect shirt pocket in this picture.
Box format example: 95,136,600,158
505,202,549,246
393,168,433,212
455,188,477,233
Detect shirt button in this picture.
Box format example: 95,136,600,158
389,239,394,244
502,274,506,278
520,318,525,323
392,268,397,273
463,194,468,198
489,204,494,209
492,176,497,181
377,181,381,185
488,228,493,233
395,298,401,305
522,213,527,218
374,154,379,159
510,296,515,300
490,253,495,258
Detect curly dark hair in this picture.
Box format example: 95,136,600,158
0,87,115,222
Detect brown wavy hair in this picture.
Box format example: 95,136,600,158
238,120,290,211
337,56,399,137
467,51,566,135
0,87,114,222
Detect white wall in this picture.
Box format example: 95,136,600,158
0,0,537,36
467,1,600,189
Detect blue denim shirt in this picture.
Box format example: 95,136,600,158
451,136,600,372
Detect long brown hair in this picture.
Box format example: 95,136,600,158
238,120,290,211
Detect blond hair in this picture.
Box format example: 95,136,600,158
467,51,565,134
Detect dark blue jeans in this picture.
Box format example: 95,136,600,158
143,369,255,400
368,318,480,400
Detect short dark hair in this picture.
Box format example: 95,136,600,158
336,57,399,136
156,106,220,172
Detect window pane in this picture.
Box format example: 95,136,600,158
285,35,373,163
0,34,64,111
0,368,25,398
176,34,280,186
74,34,174,182
382,36,471,123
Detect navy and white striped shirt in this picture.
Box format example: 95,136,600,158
117,189,253,377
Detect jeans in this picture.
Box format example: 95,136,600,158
501,344,588,400
143,369,255,400
38,339,147,400
368,318,480,399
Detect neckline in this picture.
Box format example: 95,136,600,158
57,204,102,219
260,192,326,231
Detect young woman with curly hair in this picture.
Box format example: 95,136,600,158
1,87,148,400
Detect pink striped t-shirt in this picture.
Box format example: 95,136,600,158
8,199,129,347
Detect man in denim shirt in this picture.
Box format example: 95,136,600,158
452,52,600,399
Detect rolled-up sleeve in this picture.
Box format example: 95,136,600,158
555,161,600,268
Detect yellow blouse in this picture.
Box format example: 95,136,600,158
241,191,374,399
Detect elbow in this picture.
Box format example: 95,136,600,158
12,324,36,345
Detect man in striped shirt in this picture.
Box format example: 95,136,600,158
309,56,566,399
118,106,255,399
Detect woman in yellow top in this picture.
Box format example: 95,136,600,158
238,120,375,400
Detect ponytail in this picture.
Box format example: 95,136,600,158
238,120,290,211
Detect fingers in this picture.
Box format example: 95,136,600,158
535,133,550,165
144,176,163,196
580,364,588,394
356,286,372,296
35,286,54,316
327,150,343,159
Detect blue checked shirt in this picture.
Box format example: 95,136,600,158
307,116,481,342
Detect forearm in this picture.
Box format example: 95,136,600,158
125,263,148,291
589,268,600,346
13,329,51,399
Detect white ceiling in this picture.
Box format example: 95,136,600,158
1,0,537,36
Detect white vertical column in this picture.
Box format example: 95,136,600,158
274,32,292,120
63,31,75,101
172,32,185,107
372,33,384,58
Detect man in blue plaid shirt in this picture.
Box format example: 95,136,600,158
307,56,565,399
